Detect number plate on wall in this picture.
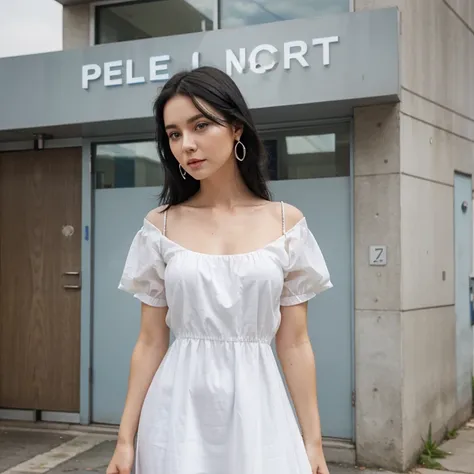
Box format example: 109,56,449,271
369,246,387,266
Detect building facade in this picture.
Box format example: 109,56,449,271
0,0,473,470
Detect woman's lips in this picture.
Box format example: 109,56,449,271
187,159,206,170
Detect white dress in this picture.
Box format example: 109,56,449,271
118,204,333,474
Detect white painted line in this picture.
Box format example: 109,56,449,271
0,425,117,439
2,434,106,474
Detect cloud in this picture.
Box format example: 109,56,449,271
221,0,348,28
188,0,214,20
0,0,62,58
270,0,348,17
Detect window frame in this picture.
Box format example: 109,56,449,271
90,0,352,46
260,122,351,181
90,0,220,46
92,139,165,189
91,120,351,190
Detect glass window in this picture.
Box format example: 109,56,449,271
262,123,350,180
219,0,350,29
93,123,349,189
96,0,215,45
93,141,164,189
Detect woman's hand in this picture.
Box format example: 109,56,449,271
106,442,134,474
306,441,330,474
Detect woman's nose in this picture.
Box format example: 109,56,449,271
181,132,197,152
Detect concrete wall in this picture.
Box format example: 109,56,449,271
63,4,90,50
355,0,474,470
400,0,474,467
354,102,403,468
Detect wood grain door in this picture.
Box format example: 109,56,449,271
0,148,82,412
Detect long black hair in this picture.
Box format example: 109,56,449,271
153,66,272,207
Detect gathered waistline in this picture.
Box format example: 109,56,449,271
174,334,271,345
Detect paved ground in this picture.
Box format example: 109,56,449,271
0,424,116,474
0,419,473,474
45,440,116,474
414,418,474,474
0,430,73,473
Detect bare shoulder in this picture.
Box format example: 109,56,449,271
266,201,304,231
145,205,168,232
282,202,304,229
266,200,283,219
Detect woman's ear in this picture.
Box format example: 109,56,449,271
233,122,244,141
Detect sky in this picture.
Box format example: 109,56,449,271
0,0,62,58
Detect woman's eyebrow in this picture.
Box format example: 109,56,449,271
165,114,205,130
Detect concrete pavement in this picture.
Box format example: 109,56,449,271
0,418,473,474
0,423,116,474
0,429,74,473
414,418,474,474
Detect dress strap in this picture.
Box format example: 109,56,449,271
280,201,286,235
162,208,168,237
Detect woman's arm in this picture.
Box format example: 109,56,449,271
275,302,329,474
118,302,169,444
107,303,169,474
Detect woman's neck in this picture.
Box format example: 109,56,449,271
194,159,254,209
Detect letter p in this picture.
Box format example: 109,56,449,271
82,64,102,90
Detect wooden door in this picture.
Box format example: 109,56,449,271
0,148,82,412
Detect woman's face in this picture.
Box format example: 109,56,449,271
163,94,242,180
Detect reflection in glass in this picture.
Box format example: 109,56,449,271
93,124,349,189
94,142,164,189
262,123,350,180
220,0,349,29
96,0,214,44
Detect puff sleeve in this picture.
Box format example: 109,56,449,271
118,223,167,307
280,219,333,306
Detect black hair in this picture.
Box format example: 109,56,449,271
152,66,272,207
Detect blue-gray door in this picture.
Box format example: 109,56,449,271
269,177,352,439
454,172,473,410
91,123,353,439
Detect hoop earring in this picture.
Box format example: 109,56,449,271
234,140,246,162
179,164,186,180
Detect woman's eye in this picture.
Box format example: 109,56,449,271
169,132,180,140
196,122,209,131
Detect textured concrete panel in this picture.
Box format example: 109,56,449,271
355,310,403,469
401,306,457,467
400,174,454,310
354,174,401,311
354,104,400,177
63,5,90,50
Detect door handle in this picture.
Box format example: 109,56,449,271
62,271,81,290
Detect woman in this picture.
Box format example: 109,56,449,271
106,66,333,474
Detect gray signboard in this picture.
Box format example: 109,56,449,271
0,8,399,134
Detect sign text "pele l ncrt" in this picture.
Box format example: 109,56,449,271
81,36,339,90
